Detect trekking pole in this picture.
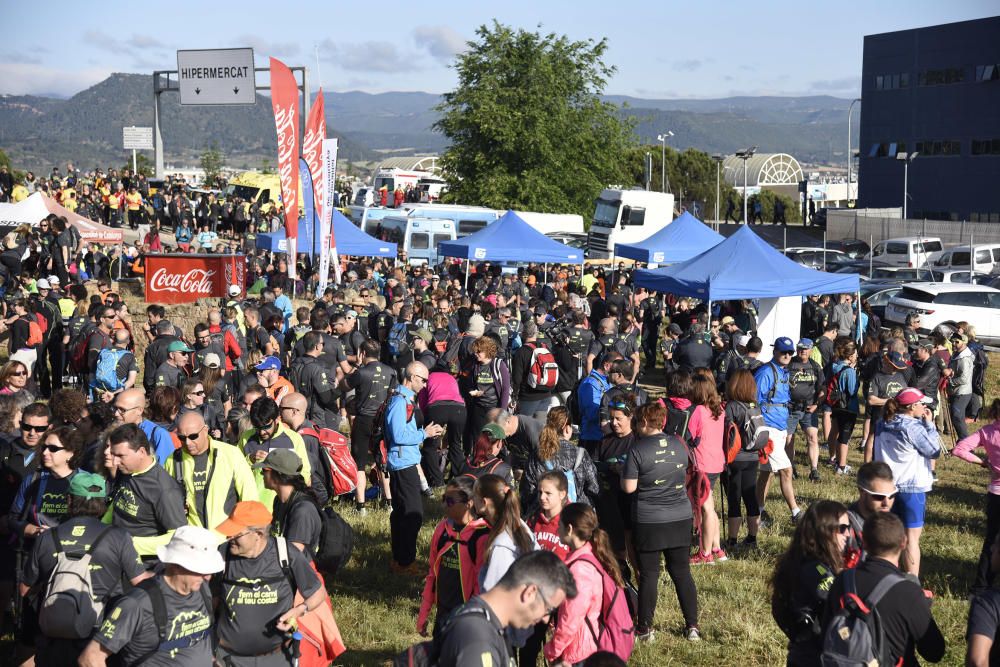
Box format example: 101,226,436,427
287,630,302,667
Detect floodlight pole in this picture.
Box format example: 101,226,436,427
847,98,861,205
712,155,723,228
735,147,756,225
657,131,674,193
897,151,918,219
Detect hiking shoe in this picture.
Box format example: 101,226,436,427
690,551,715,565
742,536,759,550
836,465,854,476
712,547,728,562
390,561,423,576
791,466,799,480
422,486,435,498
759,510,773,528
791,510,802,524
809,468,821,482
354,503,368,517
685,625,702,641
636,628,655,643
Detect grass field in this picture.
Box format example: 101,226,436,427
326,362,999,666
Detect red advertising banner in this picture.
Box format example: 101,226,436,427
269,57,301,278
302,89,326,225
144,254,245,305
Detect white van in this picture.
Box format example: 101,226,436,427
868,237,943,268
929,244,1000,274
408,204,499,237
380,215,456,265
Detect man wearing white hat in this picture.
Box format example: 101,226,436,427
78,525,222,667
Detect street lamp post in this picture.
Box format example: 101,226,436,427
735,146,757,225
847,98,861,205
712,155,723,225
657,131,674,193
896,151,919,219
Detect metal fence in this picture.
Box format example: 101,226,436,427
828,210,1000,246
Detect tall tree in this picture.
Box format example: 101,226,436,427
199,144,225,186
434,22,637,219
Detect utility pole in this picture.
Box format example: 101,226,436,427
847,98,861,206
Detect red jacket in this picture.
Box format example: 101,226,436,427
528,511,569,561
416,518,490,633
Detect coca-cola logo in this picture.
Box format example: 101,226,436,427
150,267,216,294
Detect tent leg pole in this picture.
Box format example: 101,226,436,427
856,290,862,342
465,259,469,292
544,263,547,285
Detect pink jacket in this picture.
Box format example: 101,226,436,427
954,421,1000,495
544,543,601,664
418,371,464,412
690,404,726,474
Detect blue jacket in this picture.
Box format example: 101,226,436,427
141,419,175,468
755,361,791,430
385,386,426,471
274,294,294,332
830,361,860,414
578,370,611,441
874,415,941,492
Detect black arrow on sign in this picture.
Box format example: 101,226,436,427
195,87,201,94
233,86,239,94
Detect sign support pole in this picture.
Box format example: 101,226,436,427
132,149,137,176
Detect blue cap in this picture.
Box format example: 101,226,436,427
796,338,814,349
885,350,908,370
772,337,795,353
254,355,282,372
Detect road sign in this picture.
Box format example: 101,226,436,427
176,48,256,105
122,126,153,150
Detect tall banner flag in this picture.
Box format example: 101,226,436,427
318,137,340,294
269,57,301,279
302,90,328,293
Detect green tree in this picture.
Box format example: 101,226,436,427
625,146,737,221
121,153,154,177
200,144,225,185
434,22,637,219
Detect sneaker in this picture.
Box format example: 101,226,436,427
836,465,854,476
636,628,655,643
685,625,702,641
791,509,802,524
354,503,368,517
690,551,715,565
791,466,799,480
422,486,435,498
712,547,728,562
809,468,821,482
390,561,423,576
742,535,759,550
759,510,773,528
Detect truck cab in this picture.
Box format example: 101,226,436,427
587,189,675,258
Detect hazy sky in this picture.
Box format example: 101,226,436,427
2,1,995,99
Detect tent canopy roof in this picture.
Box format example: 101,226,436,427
614,211,724,263
634,225,860,300
437,210,584,264
256,209,397,257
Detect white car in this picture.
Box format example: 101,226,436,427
885,283,1000,344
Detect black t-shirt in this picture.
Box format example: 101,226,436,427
436,596,513,667
108,463,187,540
968,587,1000,667
867,370,908,419
273,492,323,559
622,432,691,524
346,361,396,416
788,358,824,407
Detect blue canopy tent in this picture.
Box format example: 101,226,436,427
257,209,396,258
438,210,584,288
614,211,724,264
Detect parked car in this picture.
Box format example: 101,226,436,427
867,237,944,268
859,282,904,321
928,244,1000,275
827,238,871,259
869,266,936,282
884,283,1000,344
927,269,994,284
785,248,847,270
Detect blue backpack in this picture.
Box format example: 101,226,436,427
93,348,129,393
387,322,410,357
544,449,585,503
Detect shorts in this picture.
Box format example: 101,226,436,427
761,428,790,472
786,409,818,434
351,414,376,468
706,472,720,488
892,491,927,529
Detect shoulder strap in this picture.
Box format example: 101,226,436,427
863,572,907,607
137,578,168,643
574,447,584,469
172,449,184,486
275,536,296,595
767,362,779,402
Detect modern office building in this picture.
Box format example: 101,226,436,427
858,17,1000,221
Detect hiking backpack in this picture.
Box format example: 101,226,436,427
971,342,989,396
825,367,850,410
132,576,214,664
37,525,114,639
574,553,635,662
543,448,585,503
663,402,700,448
26,318,43,347
300,425,358,497
525,342,559,390
289,495,355,579
567,376,586,426
820,568,906,667
724,402,772,464
70,327,107,373
93,348,129,393
460,456,505,481
393,606,495,667
388,321,410,357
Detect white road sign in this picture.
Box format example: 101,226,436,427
122,126,153,150
176,48,256,105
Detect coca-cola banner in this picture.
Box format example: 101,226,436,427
145,254,244,305
269,57,301,279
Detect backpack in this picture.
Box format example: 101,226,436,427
724,402,771,464
663,402,700,448
93,348,129,392
289,495,355,578
300,426,358,497
37,525,114,639
820,568,906,667
70,327,107,373
573,553,635,662
460,456,504,481
567,376,585,426
388,321,410,357
132,577,214,665
223,322,247,369
543,448,585,502
26,319,43,347
524,342,559,390
971,342,989,396
393,605,495,667
825,367,850,410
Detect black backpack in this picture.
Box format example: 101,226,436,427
971,342,989,396
820,568,906,667
289,495,355,579
393,605,496,667
567,376,585,426
663,402,699,448
133,577,214,665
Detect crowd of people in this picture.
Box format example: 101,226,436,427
0,186,998,665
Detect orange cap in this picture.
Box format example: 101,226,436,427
215,501,273,538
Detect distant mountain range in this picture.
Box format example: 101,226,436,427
0,74,858,174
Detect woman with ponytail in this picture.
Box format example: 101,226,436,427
544,503,626,666
521,406,600,516
473,473,539,593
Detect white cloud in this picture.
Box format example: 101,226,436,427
318,38,418,73
0,63,109,97
237,35,301,60
412,25,467,65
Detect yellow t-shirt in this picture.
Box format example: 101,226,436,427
125,192,142,211
10,185,28,202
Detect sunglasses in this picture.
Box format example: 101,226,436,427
11,371,27,377
443,495,468,507
189,390,206,396
861,487,898,502
42,444,66,453
177,430,204,441
609,401,632,415
836,524,852,535
21,423,48,433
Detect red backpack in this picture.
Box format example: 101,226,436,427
525,342,559,390
300,425,358,497
572,553,635,662
26,320,43,347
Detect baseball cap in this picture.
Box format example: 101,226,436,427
772,337,795,353
215,501,274,538
69,471,107,499
482,423,506,441
36,278,50,290
720,316,735,325
202,353,222,369
736,334,752,348
412,328,433,344
47,275,60,285
667,323,683,335
255,356,282,372
951,333,969,344
916,338,934,350
228,284,241,296
796,338,814,349
168,340,194,353
885,350,908,370
157,525,225,574
895,387,932,406
253,449,303,476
